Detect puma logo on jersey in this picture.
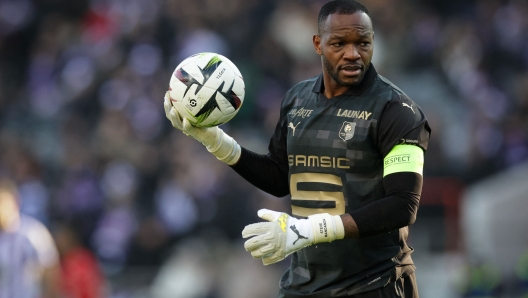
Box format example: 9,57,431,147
290,225,308,245
402,103,415,114
288,122,300,136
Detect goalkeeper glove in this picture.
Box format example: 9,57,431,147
164,92,241,165
242,209,345,265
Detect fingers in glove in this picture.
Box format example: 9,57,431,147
163,92,172,117
243,231,275,252
170,111,183,130
182,118,197,136
248,242,277,259
242,222,271,239
182,117,199,137
257,209,282,222
262,252,284,266
164,92,184,131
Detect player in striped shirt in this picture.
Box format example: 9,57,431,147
0,179,61,298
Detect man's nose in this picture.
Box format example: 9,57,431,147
343,45,360,60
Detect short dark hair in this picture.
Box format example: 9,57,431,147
318,0,370,34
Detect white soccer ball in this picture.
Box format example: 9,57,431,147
168,52,245,127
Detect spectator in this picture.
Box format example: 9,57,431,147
0,179,62,298
53,220,108,298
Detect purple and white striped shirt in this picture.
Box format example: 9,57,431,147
0,214,59,298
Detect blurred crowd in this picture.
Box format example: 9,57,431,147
0,0,527,297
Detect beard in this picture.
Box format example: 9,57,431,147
322,55,367,87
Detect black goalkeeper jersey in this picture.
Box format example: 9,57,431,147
232,65,430,297
258,65,430,297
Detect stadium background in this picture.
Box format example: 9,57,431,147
0,0,527,297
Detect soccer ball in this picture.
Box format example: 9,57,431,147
168,52,245,127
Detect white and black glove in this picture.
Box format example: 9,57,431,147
164,92,241,165
242,209,345,265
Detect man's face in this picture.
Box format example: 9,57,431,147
314,12,374,87
0,190,18,230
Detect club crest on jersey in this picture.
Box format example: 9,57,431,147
339,121,356,141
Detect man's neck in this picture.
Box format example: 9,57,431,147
322,79,351,99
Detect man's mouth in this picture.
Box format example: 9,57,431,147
339,64,363,76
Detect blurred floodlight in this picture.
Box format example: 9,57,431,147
101,161,138,203
128,97,163,141
61,56,96,95
0,0,33,34
128,43,162,76
176,29,229,63
156,182,198,236
98,79,133,111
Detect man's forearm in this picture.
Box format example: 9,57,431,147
341,172,422,239
230,147,290,197
341,192,419,239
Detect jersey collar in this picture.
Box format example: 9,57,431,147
312,64,378,96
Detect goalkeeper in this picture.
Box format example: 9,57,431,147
164,0,430,297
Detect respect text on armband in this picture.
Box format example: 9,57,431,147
384,154,411,167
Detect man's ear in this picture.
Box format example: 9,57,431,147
313,34,322,55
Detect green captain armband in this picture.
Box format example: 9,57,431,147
383,144,424,177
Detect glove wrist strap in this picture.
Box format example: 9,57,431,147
332,215,345,240
308,213,345,243
206,129,241,165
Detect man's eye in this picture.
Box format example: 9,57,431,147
332,42,343,47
